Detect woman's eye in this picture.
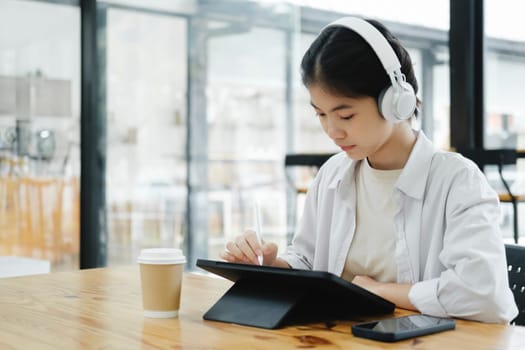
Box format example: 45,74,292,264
341,114,354,120
316,113,326,118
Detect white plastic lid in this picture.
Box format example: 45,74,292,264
137,248,186,265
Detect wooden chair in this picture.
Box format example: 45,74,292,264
457,149,523,243
505,244,525,326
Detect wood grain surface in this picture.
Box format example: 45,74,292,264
0,266,523,349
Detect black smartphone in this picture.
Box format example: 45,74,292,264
351,314,456,342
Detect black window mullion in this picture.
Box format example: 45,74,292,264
80,0,107,269
449,0,484,149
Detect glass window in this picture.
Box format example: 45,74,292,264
485,0,525,150
0,0,80,271
484,0,525,151
484,0,525,240
206,8,298,259
292,33,339,154
291,0,449,29
105,8,188,265
101,0,197,14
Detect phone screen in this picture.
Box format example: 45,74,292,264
352,315,456,342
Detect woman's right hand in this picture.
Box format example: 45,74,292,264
220,229,279,266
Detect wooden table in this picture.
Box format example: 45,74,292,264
0,266,523,349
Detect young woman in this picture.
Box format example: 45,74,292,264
220,17,517,323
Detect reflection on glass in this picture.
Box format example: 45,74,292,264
0,0,80,271
105,9,187,265
484,0,525,240
207,21,292,258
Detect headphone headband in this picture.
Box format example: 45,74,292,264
322,17,401,76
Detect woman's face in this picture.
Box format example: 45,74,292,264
308,83,395,162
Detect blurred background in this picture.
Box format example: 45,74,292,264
0,0,524,273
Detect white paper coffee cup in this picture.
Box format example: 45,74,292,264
138,248,186,318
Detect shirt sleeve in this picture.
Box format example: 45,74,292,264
409,162,518,323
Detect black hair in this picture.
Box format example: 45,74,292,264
301,19,420,115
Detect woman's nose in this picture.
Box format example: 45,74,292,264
326,120,345,140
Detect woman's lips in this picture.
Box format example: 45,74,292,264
340,145,356,151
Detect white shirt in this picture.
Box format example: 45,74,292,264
342,159,400,283
280,131,518,323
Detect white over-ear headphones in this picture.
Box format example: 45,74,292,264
322,17,417,123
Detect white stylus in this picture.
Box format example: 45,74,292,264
254,202,263,265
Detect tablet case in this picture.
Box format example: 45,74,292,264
196,259,395,329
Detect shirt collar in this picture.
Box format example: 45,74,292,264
395,130,436,200
327,130,436,200
327,154,356,191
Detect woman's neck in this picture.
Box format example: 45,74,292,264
367,124,417,170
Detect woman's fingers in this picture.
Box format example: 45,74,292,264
262,242,278,265
245,230,263,258
221,230,279,266
235,234,259,265
225,241,250,263
219,250,237,263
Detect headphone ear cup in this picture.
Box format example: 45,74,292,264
378,83,416,123
396,81,417,120
378,85,397,123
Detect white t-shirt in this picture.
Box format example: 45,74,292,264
342,159,401,283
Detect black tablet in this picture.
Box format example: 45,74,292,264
196,259,395,329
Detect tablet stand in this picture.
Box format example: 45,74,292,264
203,279,304,329
203,278,365,329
